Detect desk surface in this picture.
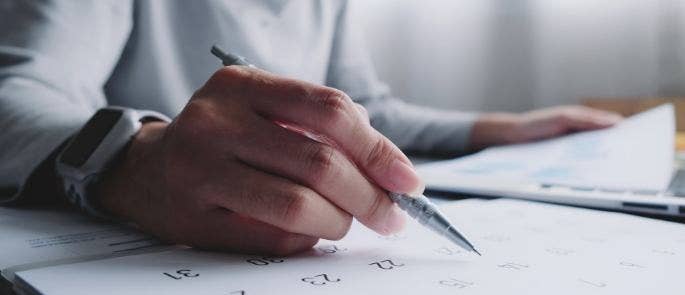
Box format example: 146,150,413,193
677,132,685,151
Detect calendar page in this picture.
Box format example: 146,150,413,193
0,206,168,283
15,199,685,295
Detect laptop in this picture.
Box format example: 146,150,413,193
417,104,685,217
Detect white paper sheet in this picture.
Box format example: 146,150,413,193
15,199,685,295
419,104,675,192
0,206,167,281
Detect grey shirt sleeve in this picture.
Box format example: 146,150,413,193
0,0,133,204
325,1,478,156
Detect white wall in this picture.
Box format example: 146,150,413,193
352,0,685,112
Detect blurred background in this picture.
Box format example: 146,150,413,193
351,0,685,113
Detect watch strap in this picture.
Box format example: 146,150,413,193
58,107,170,219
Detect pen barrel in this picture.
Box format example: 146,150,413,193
389,192,476,253
388,193,437,225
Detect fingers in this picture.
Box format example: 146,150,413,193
229,117,406,235
208,161,353,240
195,210,319,256
556,106,623,131
583,107,623,125
210,67,422,195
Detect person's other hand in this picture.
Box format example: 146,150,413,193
469,105,623,150
97,66,423,255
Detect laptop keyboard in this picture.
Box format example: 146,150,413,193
667,169,685,197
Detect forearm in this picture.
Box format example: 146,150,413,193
363,97,479,156
468,112,521,151
0,0,133,205
0,77,94,204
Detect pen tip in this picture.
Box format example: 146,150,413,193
473,248,482,256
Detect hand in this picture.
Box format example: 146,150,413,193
97,67,423,255
469,105,623,150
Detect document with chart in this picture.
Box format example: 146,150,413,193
416,105,679,215
419,104,674,192
12,199,685,295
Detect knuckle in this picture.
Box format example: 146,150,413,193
280,187,310,229
303,144,339,186
317,88,353,125
361,192,385,226
364,137,394,172
319,88,349,111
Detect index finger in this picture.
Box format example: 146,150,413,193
220,66,423,195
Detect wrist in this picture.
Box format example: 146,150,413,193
97,121,168,221
468,113,521,151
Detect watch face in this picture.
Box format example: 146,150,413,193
60,109,123,167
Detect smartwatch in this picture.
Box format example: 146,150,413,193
56,107,170,218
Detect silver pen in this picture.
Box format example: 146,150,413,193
210,45,481,256
389,193,480,255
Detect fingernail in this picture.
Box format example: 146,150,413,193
409,181,426,196
382,204,406,235
387,159,422,194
